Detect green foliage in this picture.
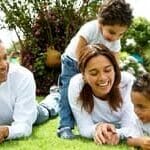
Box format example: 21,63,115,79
0,0,101,95
121,17,150,72
120,53,146,76
122,17,150,53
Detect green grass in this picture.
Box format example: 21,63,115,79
1,118,133,150
0,97,133,150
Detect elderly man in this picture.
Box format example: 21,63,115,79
0,40,59,143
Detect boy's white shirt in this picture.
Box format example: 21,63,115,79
0,64,37,139
142,122,150,136
68,71,141,139
135,117,150,136
64,20,121,61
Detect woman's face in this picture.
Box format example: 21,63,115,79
83,55,115,99
132,91,150,123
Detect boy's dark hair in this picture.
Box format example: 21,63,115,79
133,73,150,98
98,0,133,27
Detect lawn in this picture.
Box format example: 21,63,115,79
1,117,134,150
1,96,134,150
0,98,135,150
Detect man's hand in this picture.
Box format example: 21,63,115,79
0,126,9,143
140,137,150,150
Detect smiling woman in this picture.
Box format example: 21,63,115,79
68,44,140,145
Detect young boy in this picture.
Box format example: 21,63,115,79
127,73,150,150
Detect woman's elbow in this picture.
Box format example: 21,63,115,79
79,128,93,139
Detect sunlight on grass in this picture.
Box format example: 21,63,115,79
0,117,133,150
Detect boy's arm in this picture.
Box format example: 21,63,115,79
127,137,150,149
75,36,88,60
127,137,142,147
113,52,120,64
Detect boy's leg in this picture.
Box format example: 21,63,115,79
34,86,60,125
57,55,79,139
34,104,49,125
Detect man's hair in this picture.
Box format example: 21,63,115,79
78,44,122,113
98,0,133,27
133,73,150,99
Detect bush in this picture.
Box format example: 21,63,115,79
121,17,150,72
0,0,101,95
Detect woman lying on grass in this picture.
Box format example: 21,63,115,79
68,44,140,145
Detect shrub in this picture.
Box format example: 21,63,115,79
0,0,101,95
121,17,150,72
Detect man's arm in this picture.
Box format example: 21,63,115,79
0,126,9,143
6,71,37,140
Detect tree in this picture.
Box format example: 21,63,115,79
0,0,101,95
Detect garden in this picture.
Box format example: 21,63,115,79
0,0,150,95
0,0,150,149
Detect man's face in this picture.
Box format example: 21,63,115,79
0,43,9,83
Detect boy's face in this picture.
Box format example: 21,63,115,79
100,24,128,42
131,91,150,123
0,43,9,84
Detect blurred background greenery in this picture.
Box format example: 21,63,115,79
0,0,149,95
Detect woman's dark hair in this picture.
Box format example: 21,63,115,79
78,44,123,113
132,73,150,99
98,0,133,27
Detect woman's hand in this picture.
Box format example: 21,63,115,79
105,131,119,145
94,123,119,145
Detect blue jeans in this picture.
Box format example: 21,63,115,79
34,104,49,125
58,54,79,129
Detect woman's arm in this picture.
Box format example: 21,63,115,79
68,74,96,138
